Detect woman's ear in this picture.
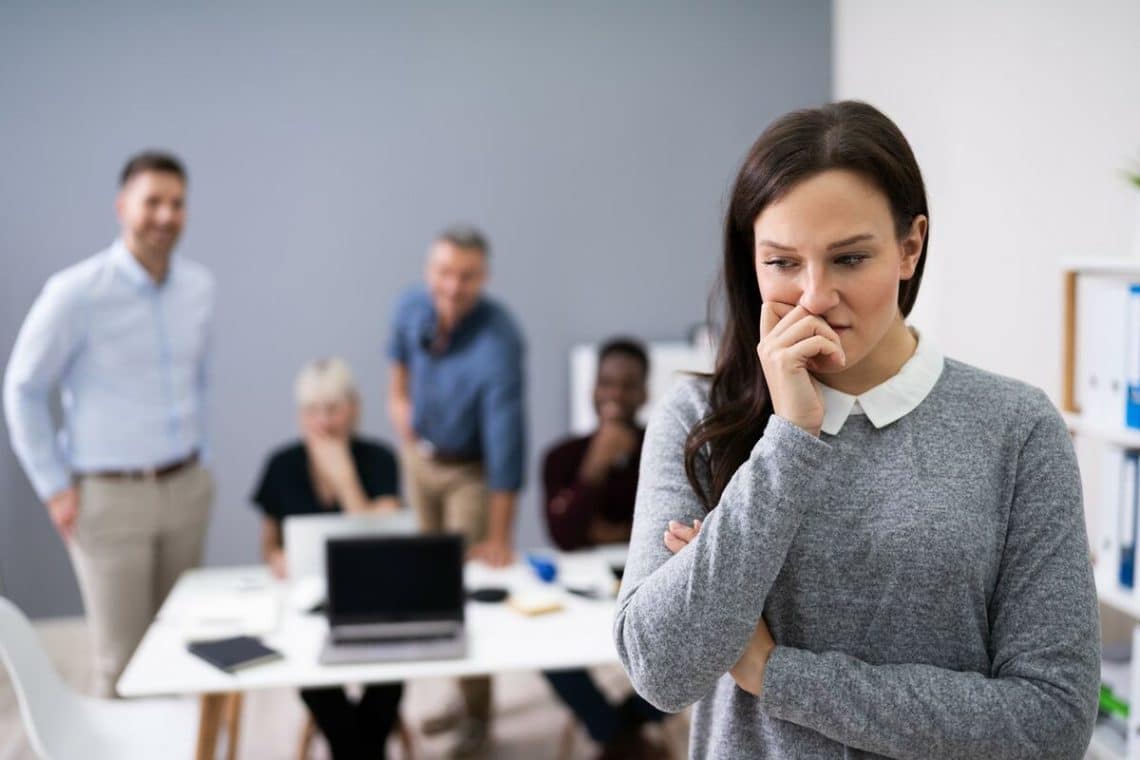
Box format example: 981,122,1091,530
899,214,927,280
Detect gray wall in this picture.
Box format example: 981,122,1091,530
0,2,831,617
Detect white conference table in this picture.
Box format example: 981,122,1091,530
118,546,628,759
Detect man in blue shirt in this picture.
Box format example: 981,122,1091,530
387,224,525,757
3,152,215,697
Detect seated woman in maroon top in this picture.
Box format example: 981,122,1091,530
541,339,666,759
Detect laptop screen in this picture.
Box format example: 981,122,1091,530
325,534,465,625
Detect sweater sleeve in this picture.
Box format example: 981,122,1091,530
758,394,1100,759
613,381,834,712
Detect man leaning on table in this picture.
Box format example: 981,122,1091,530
386,224,526,758
3,151,215,698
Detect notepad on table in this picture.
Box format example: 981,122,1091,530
187,635,283,673
507,591,564,616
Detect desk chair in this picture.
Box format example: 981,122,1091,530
0,595,198,759
284,511,419,759
298,711,416,759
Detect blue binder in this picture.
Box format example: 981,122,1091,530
1128,285,1140,429
1120,451,1139,589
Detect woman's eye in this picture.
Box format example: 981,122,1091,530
836,254,868,267
763,259,795,270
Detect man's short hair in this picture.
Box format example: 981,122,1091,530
598,337,650,378
119,151,187,187
437,224,490,256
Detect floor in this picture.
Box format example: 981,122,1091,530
0,616,689,759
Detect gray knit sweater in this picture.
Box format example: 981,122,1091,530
614,359,1099,759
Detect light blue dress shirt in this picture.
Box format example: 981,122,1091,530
3,239,214,500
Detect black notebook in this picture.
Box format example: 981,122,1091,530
187,635,283,673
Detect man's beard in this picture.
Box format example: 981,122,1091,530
139,227,179,256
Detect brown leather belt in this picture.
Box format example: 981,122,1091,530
429,451,482,466
85,452,199,481
417,441,481,466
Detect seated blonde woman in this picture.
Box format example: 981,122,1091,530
251,357,403,760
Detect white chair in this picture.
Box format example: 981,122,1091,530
0,595,197,759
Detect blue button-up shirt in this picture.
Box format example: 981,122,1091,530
3,240,214,500
387,287,526,492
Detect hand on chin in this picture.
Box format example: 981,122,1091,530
807,345,850,375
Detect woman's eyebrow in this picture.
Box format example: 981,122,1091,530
826,233,875,250
756,233,875,252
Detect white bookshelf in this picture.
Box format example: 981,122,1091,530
1088,571,1137,759
1089,722,1128,760
1089,724,1126,760
1059,258,1140,278
1063,261,1140,760
1097,572,1140,623
1064,413,1140,451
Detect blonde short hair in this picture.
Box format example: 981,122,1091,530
294,357,359,407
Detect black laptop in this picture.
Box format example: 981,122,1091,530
319,534,467,665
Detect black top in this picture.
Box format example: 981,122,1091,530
251,437,400,547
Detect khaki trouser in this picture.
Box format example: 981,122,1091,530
401,444,491,722
68,463,213,697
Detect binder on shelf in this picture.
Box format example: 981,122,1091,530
1127,284,1140,430
1100,450,1126,571
1119,452,1138,590
1076,275,1130,427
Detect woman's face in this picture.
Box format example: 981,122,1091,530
299,396,358,439
752,169,925,376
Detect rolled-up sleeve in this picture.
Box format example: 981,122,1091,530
480,337,525,492
386,291,413,365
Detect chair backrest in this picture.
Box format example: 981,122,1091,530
0,595,78,758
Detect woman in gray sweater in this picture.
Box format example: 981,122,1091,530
614,101,1100,759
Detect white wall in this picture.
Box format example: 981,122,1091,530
834,0,1140,576
834,0,1140,393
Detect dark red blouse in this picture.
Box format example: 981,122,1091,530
541,428,645,551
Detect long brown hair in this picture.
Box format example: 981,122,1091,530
684,101,930,509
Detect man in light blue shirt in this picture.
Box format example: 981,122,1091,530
3,151,215,697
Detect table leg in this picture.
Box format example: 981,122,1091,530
195,693,226,760
224,692,244,760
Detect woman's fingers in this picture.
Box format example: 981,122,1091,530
663,518,704,555
760,301,801,341
787,335,846,368
663,531,687,554
760,306,844,368
775,312,843,351
760,302,844,360
762,307,844,363
668,519,701,541
759,302,784,341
